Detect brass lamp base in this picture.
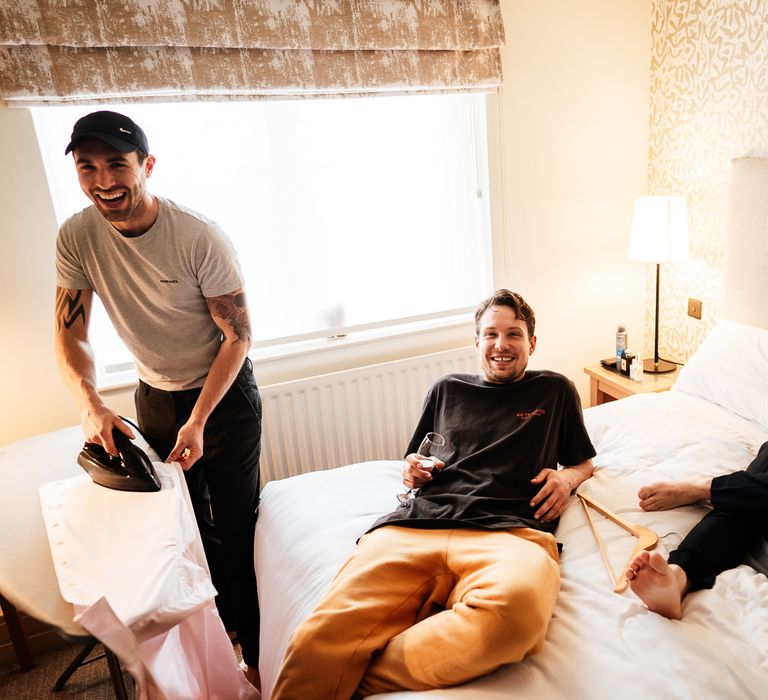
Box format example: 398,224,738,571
642,358,677,374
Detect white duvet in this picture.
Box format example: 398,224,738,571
255,389,768,699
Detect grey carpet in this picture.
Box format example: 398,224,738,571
1,639,245,698
0,643,135,699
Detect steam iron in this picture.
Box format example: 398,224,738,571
77,429,161,492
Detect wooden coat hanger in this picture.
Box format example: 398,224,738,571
577,492,658,593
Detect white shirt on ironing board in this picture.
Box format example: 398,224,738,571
39,458,257,700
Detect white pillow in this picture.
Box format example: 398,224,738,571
674,319,768,430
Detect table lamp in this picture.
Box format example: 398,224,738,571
628,195,689,373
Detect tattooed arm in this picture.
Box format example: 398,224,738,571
166,288,252,470
54,286,133,455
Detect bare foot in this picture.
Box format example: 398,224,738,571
637,477,712,511
625,550,687,619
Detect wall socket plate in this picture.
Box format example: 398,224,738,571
688,297,702,319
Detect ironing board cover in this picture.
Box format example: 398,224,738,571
40,461,257,700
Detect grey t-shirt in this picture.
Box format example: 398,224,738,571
56,197,244,390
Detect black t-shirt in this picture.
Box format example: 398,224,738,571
370,371,596,535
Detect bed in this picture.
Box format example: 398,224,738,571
254,157,768,700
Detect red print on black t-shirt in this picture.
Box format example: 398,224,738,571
516,409,545,420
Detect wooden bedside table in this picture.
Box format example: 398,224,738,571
583,363,680,407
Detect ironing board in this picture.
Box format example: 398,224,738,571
0,426,126,693
0,427,95,639
0,425,256,699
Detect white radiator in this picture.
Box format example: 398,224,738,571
259,346,477,483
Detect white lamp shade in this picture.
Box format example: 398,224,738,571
628,195,689,263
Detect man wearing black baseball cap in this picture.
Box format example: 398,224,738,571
64,110,150,155
54,110,263,692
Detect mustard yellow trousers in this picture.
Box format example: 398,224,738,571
272,525,560,699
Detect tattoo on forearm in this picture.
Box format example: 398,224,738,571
208,292,252,342
56,289,86,330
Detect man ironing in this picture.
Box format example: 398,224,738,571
53,110,262,689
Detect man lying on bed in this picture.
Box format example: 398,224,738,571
626,441,768,620
272,289,596,699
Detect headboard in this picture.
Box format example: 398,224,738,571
723,158,768,329
725,158,768,575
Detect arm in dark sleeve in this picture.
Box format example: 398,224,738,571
404,383,438,457
557,379,596,466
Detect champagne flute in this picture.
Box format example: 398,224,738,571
397,432,446,505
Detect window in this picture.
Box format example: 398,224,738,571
34,95,492,376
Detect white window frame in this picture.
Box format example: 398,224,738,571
34,94,501,389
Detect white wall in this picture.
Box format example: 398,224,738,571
0,108,79,442
0,0,651,446
490,1,650,398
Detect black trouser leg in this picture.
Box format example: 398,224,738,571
134,383,239,631
669,441,768,591
193,365,262,665
135,360,262,665
183,462,238,631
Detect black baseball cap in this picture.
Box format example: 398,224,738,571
65,110,149,155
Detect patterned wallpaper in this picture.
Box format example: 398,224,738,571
647,0,768,363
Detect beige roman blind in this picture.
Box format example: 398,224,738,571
0,0,504,106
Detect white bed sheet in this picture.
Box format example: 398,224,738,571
255,389,768,699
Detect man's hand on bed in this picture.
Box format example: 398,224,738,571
531,460,594,521
402,453,446,489
529,468,574,522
